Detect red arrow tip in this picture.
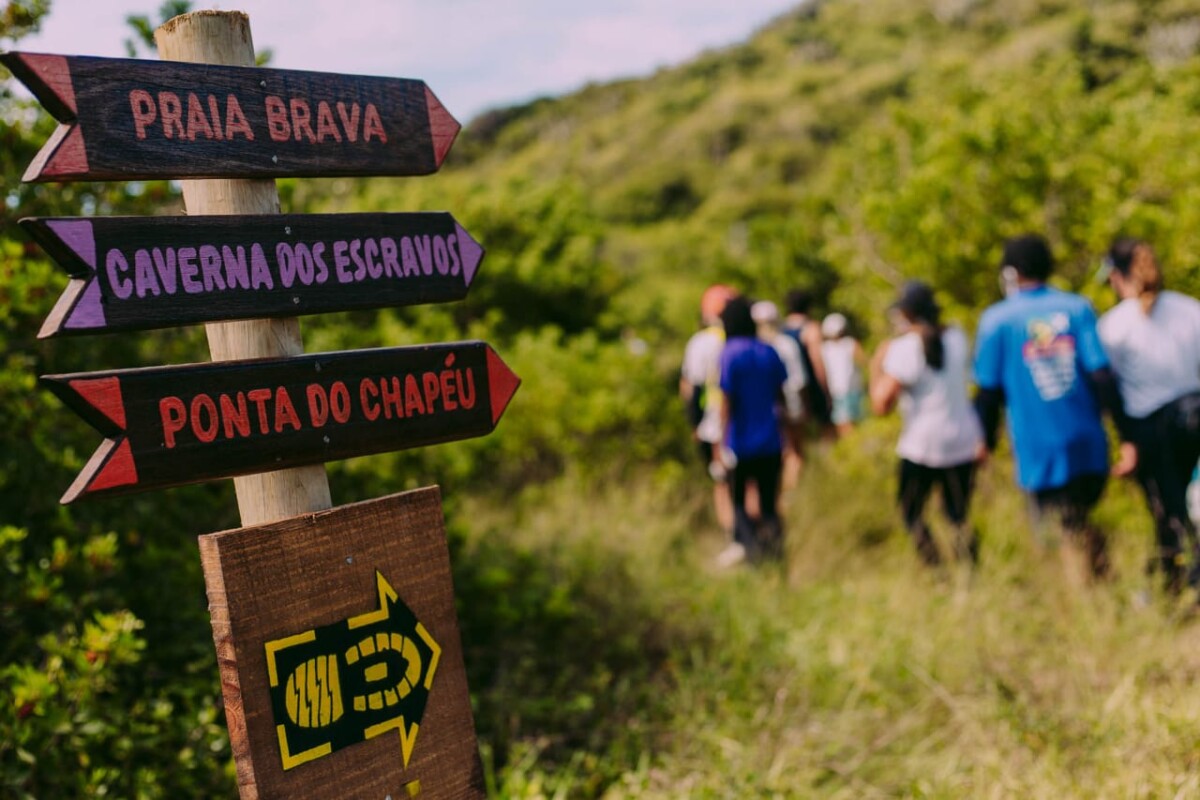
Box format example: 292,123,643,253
61,438,138,503
5,53,77,117
425,86,460,167
25,123,89,182
69,377,128,431
485,347,520,426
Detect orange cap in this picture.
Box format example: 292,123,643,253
701,284,737,321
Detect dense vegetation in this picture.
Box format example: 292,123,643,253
3,0,1200,796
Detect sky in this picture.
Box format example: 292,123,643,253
20,1,801,122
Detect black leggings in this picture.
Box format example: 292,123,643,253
732,452,783,559
897,459,977,565
1031,472,1110,578
1130,392,1200,588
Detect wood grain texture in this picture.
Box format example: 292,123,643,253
41,342,521,503
155,10,331,528
23,213,485,337
1,44,459,181
198,488,485,800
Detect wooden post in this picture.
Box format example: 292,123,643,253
155,11,331,526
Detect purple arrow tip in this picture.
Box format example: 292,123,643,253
46,219,96,269
456,223,483,287
64,278,106,330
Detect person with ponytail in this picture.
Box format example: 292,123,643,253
1098,238,1200,593
869,281,984,566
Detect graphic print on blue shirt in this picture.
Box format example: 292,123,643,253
1022,313,1077,401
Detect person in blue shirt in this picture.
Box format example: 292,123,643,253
974,234,1133,582
719,296,789,563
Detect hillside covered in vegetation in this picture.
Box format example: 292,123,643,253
4,0,1200,796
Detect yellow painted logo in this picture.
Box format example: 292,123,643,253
264,571,441,771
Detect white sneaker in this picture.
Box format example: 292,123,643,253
715,542,746,569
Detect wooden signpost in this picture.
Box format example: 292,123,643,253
25,213,485,336
18,9,508,798
43,342,520,502
1,51,460,181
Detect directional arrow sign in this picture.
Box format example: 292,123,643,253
1,52,460,181
23,213,485,337
42,342,520,503
264,571,441,771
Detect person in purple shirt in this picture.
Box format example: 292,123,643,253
719,296,789,563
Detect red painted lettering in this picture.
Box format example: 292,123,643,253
225,95,254,140
404,374,425,416
380,376,403,419
219,392,251,439
290,98,316,143
186,92,214,141
315,101,342,142
363,103,386,142
159,396,187,448
422,372,440,411
191,394,219,443
265,96,290,141
130,89,156,140
359,378,380,421
207,95,225,141
457,368,476,409
158,91,184,138
307,383,329,427
274,387,302,433
336,102,360,142
247,388,272,434
440,369,458,411
330,382,352,423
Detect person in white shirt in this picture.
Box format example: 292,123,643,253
752,300,807,493
681,285,737,536
1098,239,1200,592
821,313,866,437
869,282,984,566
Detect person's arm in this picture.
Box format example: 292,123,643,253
1085,366,1137,475
1077,303,1137,474
974,386,1005,452
972,312,1005,454
868,339,901,416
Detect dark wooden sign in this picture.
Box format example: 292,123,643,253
1,52,460,181
200,487,485,799
43,342,520,503
23,213,485,337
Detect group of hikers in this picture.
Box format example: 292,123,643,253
681,233,1200,598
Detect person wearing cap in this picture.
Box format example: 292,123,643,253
869,282,984,566
752,300,808,493
974,234,1132,582
681,285,737,535
1097,238,1200,593
820,312,866,437
719,296,789,563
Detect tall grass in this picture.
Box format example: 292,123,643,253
452,421,1200,798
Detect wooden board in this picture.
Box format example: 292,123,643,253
42,342,520,502
199,487,485,799
23,213,484,337
1,52,459,181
